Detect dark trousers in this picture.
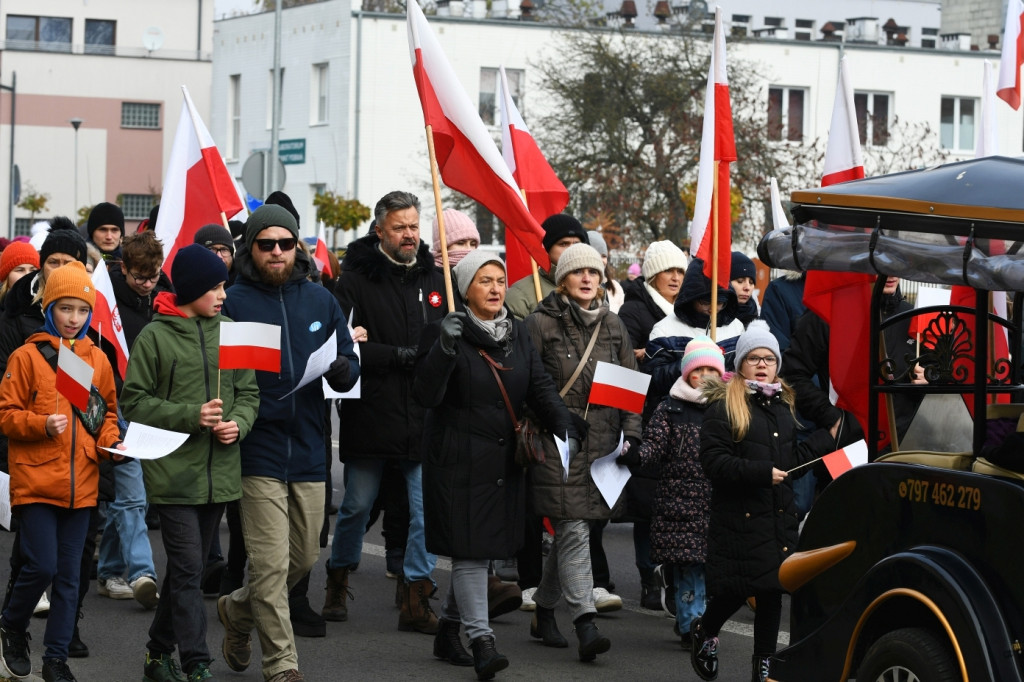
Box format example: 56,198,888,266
147,503,225,674
516,515,544,590
702,589,783,656
2,504,90,661
632,519,656,584
223,501,246,588
588,520,612,590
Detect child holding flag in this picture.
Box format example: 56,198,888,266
120,244,259,682
0,262,123,682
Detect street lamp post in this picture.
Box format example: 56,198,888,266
70,117,82,217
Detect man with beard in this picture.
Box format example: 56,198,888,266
326,191,446,634
216,204,360,682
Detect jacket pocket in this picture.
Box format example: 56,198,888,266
18,446,60,468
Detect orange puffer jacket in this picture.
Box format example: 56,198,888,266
0,332,120,508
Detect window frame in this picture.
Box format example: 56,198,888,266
121,194,157,220
84,18,115,55
940,95,976,152
120,102,161,130
767,86,807,143
854,91,891,147
310,63,329,125
478,67,524,127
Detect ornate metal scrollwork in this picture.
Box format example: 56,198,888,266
883,311,974,385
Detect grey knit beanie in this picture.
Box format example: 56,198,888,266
587,231,608,257
453,249,505,300
554,243,604,286
245,204,299,249
734,319,781,373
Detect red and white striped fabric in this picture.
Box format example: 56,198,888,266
156,86,244,273
821,58,865,186
998,0,1024,109
822,439,868,479
56,343,94,413
314,222,333,278
689,7,736,290
588,361,651,414
219,321,281,373
89,262,129,379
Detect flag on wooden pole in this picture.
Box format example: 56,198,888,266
822,439,869,479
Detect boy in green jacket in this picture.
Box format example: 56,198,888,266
120,244,260,682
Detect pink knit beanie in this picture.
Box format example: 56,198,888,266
432,209,481,267
679,335,725,379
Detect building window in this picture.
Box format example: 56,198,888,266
121,102,161,129
6,15,72,52
13,218,33,238
311,63,329,124
854,92,890,146
764,16,783,27
267,68,284,129
84,19,115,55
121,194,157,220
794,18,813,40
767,87,805,142
940,96,975,151
479,67,523,127
228,75,241,160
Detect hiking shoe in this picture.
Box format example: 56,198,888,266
143,651,187,682
217,595,251,672
0,623,31,677
592,587,622,613
266,670,304,682
131,576,160,609
42,657,76,682
33,591,49,618
690,618,719,681
518,587,537,612
187,661,215,681
97,576,133,599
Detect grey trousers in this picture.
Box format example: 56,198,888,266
441,558,491,641
533,519,596,622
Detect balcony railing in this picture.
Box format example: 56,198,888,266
0,39,210,60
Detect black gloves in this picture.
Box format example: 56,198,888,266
439,312,466,357
324,356,351,390
393,346,418,370
616,437,642,467
567,437,581,460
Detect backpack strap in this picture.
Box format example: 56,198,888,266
35,341,58,372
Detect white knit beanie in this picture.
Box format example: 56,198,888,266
734,320,782,373
554,243,604,285
642,241,688,281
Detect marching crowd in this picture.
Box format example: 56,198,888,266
0,189,895,682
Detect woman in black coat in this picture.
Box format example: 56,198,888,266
414,250,575,681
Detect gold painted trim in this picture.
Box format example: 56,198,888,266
789,191,1024,223
778,541,857,593
840,588,968,682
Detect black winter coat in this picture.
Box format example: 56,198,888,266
334,235,447,462
617,277,667,352
414,315,573,559
699,383,835,595
0,272,44,374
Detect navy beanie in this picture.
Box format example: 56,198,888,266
541,214,589,253
730,251,756,281
172,244,228,305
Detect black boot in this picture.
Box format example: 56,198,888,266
68,612,88,658
751,654,771,682
288,572,326,638
530,606,568,648
690,617,719,681
573,613,610,662
639,582,661,610
433,618,473,666
470,635,509,681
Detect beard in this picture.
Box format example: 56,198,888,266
382,238,418,264
255,258,294,286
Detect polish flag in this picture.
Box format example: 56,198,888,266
689,7,736,290
589,361,651,414
219,321,281,373
821,58,865,186
769,177,790,231
498,65,569,283
997,0,1024,109
822,439,868,479
89,263,130,379
407,1,550,270
156,86,244,273
314,221,333,278
56,343,94,413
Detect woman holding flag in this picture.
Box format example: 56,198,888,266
523,243,642,662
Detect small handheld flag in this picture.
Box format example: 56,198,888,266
588,361,651,414
219,321,282,373
56,344,94,412
822,439,869,479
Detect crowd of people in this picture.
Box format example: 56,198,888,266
0,191,886,682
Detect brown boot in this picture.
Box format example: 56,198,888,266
395,574,404,609
487,575,522,619
398,579,439,634
322,564,351,622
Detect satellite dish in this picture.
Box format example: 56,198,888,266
142,26,164,52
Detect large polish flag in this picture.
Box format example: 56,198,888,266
689,6,736,290
998,0,1024,109
498,65,569,283
407,1,550,271
589,361,651,414
89,263,130,379
219,321,281,373
157,86,244,273
56,344,94,413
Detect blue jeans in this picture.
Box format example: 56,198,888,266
329,459,435,582
98,458,156,583
675,563,706,630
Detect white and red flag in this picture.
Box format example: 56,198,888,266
822,439,868,479
406,1,550,270
219,321,281,373
689,6,736,290
156,86,244,274
314,222,333,278
589,361,651,414
56,343,94,413
998,0,1024,109
498,65,569,283
89,263,129,379
821,58,865,186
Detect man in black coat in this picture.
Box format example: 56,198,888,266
326,191,447,634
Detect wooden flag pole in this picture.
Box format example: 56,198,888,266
518,189,544,303
425,125,456,313
220,211,230,230
709,160,720,342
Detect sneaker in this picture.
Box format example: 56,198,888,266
143,651,187,682
186,661,214,681
33,591,50,618
131,576,160,609
690,618,719,681
0,623,31,677
42,657,76,682
217,595,251,672
519,586,537,612
266,670,304,682
97,576,133,600
592,587,622,613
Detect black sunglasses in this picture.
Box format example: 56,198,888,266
254,238,297,253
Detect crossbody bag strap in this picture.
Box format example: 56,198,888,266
478,349,521,432
559,319,601,398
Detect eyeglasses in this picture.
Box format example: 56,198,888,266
254,238,297,253
128,271,161,285
744,355,778,366
208,246,233,256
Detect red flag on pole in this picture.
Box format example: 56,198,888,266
156,86,244,274
997,0,1024,109
689,8,736,290
89,262,129,379
407,1,549,271
56,344,94,413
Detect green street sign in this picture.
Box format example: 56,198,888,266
279,138,306,165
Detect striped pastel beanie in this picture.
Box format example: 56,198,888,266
680,335,725,378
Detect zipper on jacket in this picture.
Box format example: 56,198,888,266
279,288,296,478
166,360,177,399
419,289,427,326
197,319,215,504
69,413,77,509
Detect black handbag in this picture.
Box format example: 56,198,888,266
478,349,544,467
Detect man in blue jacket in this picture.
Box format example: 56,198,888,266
217,204,359,682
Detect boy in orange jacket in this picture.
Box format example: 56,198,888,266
0,261,123,682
